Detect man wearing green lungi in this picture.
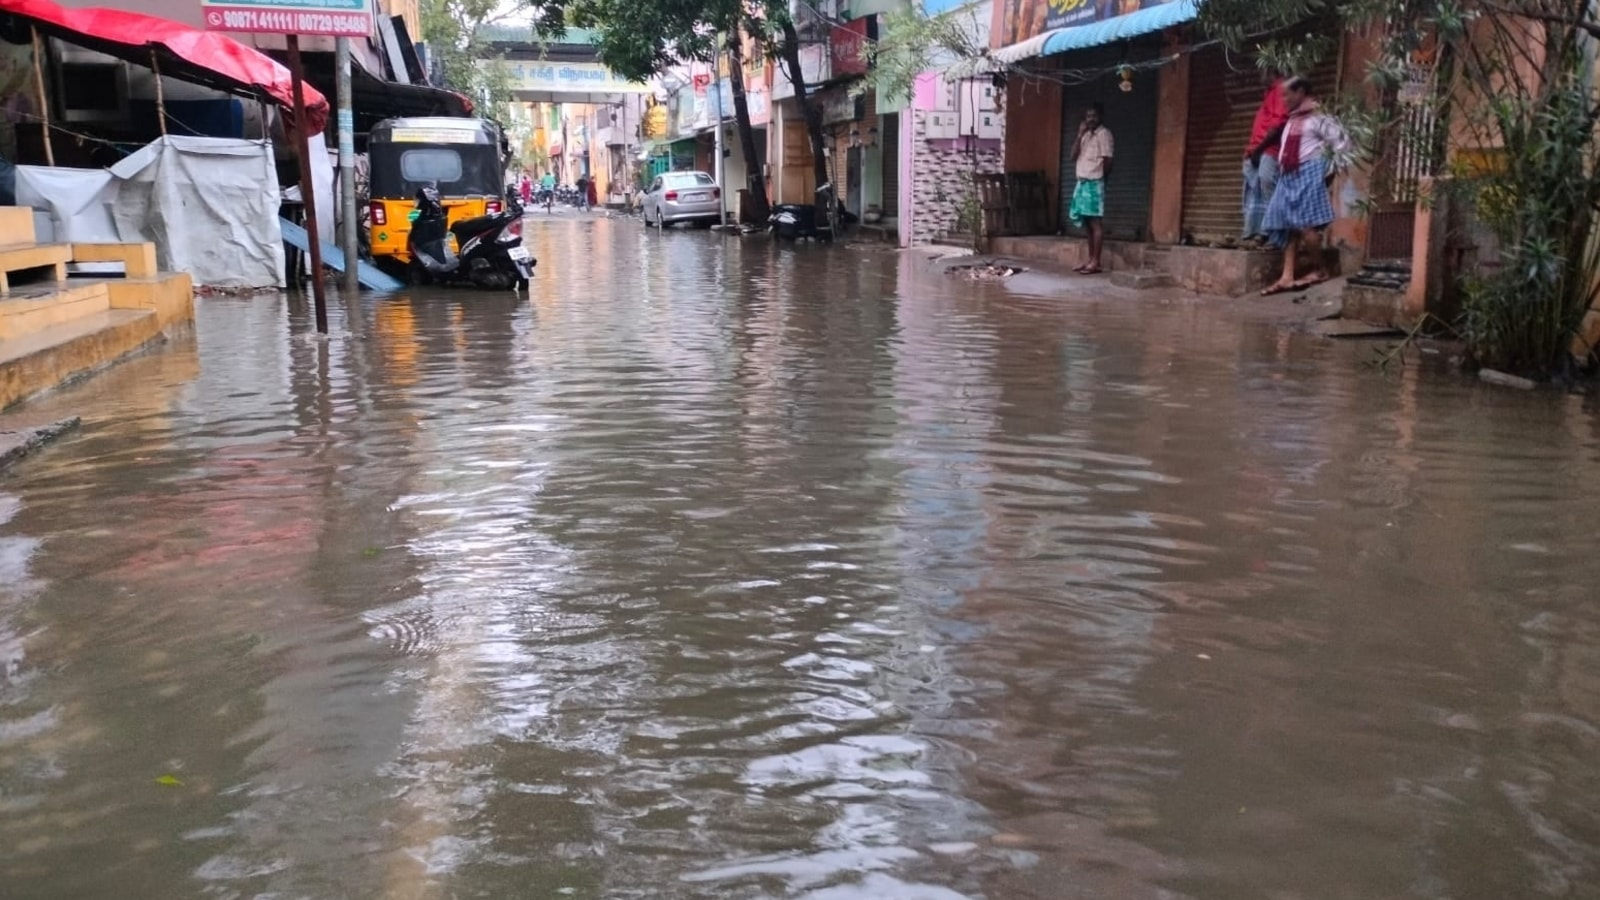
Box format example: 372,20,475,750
1070,103,1114,275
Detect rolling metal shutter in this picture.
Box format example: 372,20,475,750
1058,43,1162,242
1181,51,1343,243
881,113,901,216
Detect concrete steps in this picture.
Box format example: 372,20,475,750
0,281,111,340
0,242,71,292
0,205,193,410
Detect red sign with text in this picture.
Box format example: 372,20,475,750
830,18,869,76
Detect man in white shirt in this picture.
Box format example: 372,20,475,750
1070,103,1114,275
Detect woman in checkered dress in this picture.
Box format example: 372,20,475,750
1260,77,1352,296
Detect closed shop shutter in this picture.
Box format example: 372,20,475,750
1181,51,1342,243
881,113,901,216
1058,43,1162,242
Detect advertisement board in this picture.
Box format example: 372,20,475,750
501,61,650,95
202,0,372,36
997,0,1179,46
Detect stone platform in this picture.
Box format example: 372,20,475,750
0,206,193,411
989,235,1342,297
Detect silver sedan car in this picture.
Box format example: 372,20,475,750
642,171,723,228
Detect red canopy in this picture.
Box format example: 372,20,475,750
0,0,329,132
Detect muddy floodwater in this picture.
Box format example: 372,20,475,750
3,217,1599,899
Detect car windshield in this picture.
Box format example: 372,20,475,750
663,173,715,189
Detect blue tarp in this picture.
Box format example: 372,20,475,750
279,218,405,293
1040,0,1201,56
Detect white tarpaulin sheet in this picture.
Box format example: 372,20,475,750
16,135,285,288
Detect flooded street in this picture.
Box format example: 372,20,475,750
3,216,1599,899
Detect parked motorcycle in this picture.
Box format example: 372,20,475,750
406,186,534,290
769,187,856,242
769,203,822,241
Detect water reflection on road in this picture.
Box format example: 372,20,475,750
2,216,1599,899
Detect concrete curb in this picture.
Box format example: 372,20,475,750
0,417,81,472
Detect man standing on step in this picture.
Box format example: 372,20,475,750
1070,103,1113,275
1243,73,1290,246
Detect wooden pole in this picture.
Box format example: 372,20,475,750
30,27,53,166
286,35,329,335
151,49,168,137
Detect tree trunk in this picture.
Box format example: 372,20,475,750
726,29,771,223
778,20,833,230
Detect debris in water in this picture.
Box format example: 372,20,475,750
155,774,184,787
948,263,1022,281
1478,368,1537,390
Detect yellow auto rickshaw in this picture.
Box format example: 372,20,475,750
366,117,510,273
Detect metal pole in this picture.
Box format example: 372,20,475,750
713,46,725,225
336,36,358,294
286,35,329,335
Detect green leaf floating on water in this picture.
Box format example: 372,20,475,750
155,774,183,787
362,547,383,558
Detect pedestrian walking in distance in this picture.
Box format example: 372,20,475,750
1259,77,1352,296
1243,74,1289,246
1070,102,1114,275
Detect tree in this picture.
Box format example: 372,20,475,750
550,0,772,222
421,0,517,120
1200,0,1600,380
770,11,833,228
531,0,843,227
866,2,991,104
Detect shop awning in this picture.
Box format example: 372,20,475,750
988,0,1200,65
0,0,328,131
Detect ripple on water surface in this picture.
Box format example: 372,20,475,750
1,219,1599,899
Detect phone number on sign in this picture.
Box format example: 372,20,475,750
206,7,370,35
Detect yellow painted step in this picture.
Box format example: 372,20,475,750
71,242,159,278
0,281,111,341
76,272,194,330
0,207,35,245
0,242,71,294
0,308,160,410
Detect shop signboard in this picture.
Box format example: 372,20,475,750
997,0,1180,46
501,61,650,95
706,81,771,127
830,18,869,76
202,0,373,35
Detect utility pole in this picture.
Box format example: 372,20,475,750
336,36,358,295
713,45,726,226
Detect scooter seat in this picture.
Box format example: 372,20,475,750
450,214,501,239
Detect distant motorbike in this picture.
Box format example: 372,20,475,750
406,186,533,290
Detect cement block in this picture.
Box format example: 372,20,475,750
1341,284,1407,327
1110,269,1177,290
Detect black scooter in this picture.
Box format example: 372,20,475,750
407,186,534,290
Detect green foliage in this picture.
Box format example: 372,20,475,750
560,0,738,81
868,4,991,102
1201,0,1600,378
1457,70,1600,377
421,0,517,118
